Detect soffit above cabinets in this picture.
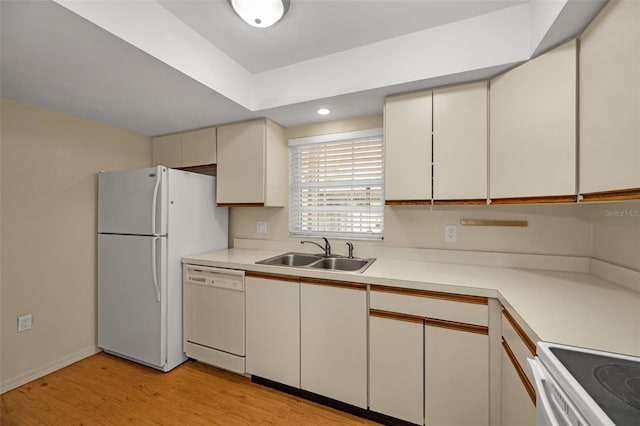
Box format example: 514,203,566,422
0,0,606,136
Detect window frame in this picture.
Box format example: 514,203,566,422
288,127,384,241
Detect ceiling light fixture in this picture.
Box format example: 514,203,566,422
227,0,290,29
317,108,331,116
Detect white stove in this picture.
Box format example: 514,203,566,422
528,342,640,426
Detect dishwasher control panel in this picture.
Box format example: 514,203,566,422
184,265,244,291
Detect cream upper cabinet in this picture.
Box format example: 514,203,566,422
216,119,286,206
433,82,488,202
152,127,217,168
152,133,182,168
580,0,640,198
182,127,217,167
384,91,433,203
490,40,577,201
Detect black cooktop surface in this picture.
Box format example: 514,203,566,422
551,348,640,426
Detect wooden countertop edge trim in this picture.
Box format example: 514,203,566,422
371,284,489,305
245,271,365,290
580,187,640,202
245,271,300,283
370,309,489,335
302,277,366,291
502,308,537,356
425,317,489,335
369,309,423,324
502,337,536,404
490,195,577,204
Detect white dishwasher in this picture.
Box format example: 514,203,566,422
183,264,245,374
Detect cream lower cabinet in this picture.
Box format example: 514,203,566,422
501,345,536,426
245,274,300,388
580,0,640,199
370,314,424,424
369,287,490,426
425,325,488,426
501,309,536,426
300,281,368,408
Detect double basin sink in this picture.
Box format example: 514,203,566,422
256,252,376,274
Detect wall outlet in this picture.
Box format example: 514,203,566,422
18,314,32,332
256,221,268,234
445,225,457,242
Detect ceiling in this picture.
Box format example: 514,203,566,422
0,0,606,136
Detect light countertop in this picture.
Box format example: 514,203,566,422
183,248,640,357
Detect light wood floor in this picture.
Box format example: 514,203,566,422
1,352,379,425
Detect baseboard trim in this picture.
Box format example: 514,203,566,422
251,375,419,426
0,345,100,394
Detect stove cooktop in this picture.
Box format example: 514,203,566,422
551,347,640,426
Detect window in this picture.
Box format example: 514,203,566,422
289,128,384,240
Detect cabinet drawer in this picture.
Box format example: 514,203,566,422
502,308,536,385
370,286,488,326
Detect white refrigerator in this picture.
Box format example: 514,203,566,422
97,166,228,372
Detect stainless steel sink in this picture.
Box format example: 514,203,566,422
308,257,371,272
257,252,322,267
256,252,376,274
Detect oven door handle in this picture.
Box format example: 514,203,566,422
528,358,563,426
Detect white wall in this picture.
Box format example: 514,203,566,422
0,98,151,392
591,201,640,271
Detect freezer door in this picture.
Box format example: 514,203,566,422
98,234,167,369
98,166,168,236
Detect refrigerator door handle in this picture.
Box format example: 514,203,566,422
151,166,162,236
151,236,161,303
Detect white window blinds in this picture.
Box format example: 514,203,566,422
289,128,384,240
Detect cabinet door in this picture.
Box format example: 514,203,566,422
370,314,424,425
580,0,640,195
425,325,489,426
217,120,266,204
433,82,488,201
245,276,300,388
182,127,216,167
501,345,536,426
490,40,577,200
152,133,182,168
384,91,433,202
300,282,367,408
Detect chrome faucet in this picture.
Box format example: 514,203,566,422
301,237,331,256
346,242,354,258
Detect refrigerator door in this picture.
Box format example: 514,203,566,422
98,166,168,236
98,233,167,369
